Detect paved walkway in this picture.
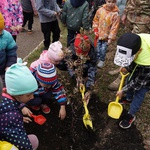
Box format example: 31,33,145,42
16,16,43,59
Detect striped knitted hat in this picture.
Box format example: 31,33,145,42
36,63,58,85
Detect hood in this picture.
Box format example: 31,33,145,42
70,0,86,8
30,50,50,69
103,4,119,12
0,92,19,114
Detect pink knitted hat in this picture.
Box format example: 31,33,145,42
47,41,64,62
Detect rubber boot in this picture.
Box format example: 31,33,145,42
108,68,120,75
108,74,121,91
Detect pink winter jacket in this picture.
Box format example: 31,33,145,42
30,50,51,70
0,0,23,36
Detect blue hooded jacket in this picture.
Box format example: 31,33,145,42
70,0,86,8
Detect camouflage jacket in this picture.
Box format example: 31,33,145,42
124,0,150,24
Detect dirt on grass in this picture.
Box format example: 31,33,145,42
24,41,150,150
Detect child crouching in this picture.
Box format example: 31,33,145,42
0,59,39,150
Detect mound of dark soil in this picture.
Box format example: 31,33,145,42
25,92,145,150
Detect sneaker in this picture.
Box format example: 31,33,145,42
119,113,136,129
29,105,40,111
41,104,51,114
27,29,33,34
119,96,132,104
97,61,104,68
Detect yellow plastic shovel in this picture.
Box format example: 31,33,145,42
108,72,129,119
79,84,93,129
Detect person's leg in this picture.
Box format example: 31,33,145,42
41,90,52,104
40,90,52,114
128,87,149,115
41,22,51,49
27,96,42,106
28,12,34,31
51,20,60,43
28,134,39,150
97,40,108,68
96,40,102,62
119,87,149,129
22,11,28,28
12,35,17,42
67,29,76,47
99,40,108,62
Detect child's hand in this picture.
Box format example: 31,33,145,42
23,116,32,123
10,26,17,31
5,67,9,71
107,39,112,45
16,25,22,31
120,67,128,74
116,90,123,98
121,14,127,25
84,91,92,105
21,107,32,117
59,105,66,120
34,11,38,16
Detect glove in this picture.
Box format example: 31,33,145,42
94,28,98,37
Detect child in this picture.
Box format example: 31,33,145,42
28,62,67,120
21,0,38,34
0,59,39,150
0,0,23,41
114,33,150,129
30,41,64,69
61,0,91,47
92,0,120,68
36,0,61,50
61,32,97,103
0,12,18,87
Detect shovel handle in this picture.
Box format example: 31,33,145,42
79,83,85,99
116,72,129,103
83,101,89,115
30,114,35,118
118,72,129,91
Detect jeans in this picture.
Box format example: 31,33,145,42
41,20,60,49
127,87,149,115
97,40,108,62
27,90,52,106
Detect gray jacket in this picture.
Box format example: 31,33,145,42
36,0,60,23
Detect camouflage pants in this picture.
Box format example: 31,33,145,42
126,14,150,34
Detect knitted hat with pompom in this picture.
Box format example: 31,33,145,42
36,63,58,85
